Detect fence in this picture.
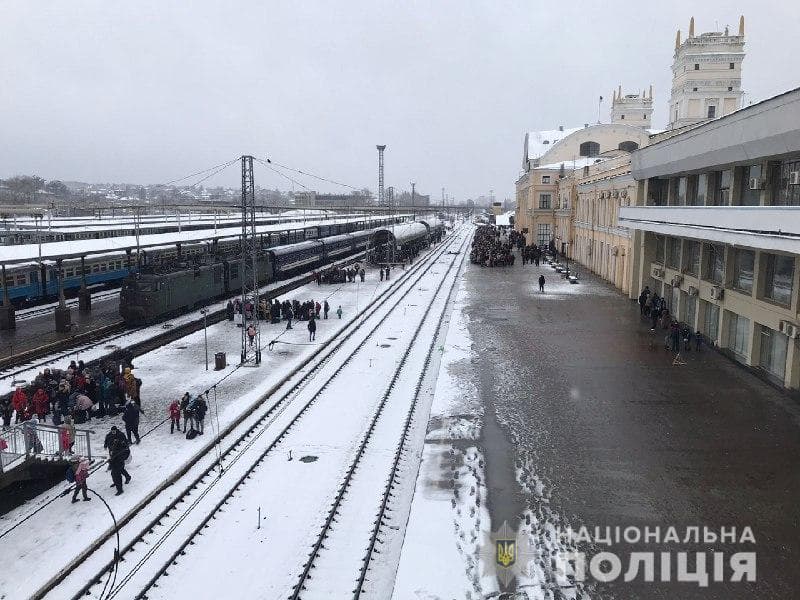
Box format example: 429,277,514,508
0,422,93,473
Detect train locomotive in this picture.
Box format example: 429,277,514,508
119,229,374,323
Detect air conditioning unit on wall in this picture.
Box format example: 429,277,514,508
710,286,724,300
651,266,665,278
671,274,683,287
779,320,799,339
688,285,699,296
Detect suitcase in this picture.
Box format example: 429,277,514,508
186,428,198,440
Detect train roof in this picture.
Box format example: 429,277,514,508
267,240,323,257
0,215,392,266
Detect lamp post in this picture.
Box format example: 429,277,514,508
201,307,209,370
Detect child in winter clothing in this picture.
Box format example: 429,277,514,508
70,457,91,502
169,399,181,434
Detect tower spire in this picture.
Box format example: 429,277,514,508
739,15,745,36
689,16,695,38
675,29,681,50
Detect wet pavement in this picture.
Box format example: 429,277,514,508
464,255,800,599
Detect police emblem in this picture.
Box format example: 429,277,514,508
481,520,536,588
496,538,516,568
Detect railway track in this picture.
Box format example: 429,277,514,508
13,289,120,322
39,228,468,600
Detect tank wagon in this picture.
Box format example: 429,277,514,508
367,222,429,264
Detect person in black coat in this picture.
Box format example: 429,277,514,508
122,399,144,444
538,275,546,293
308,317,317,341
104,426,131,495
194,394,208,435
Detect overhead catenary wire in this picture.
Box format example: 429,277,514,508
252,157,312,191
162,157,240,187
264,158,360,191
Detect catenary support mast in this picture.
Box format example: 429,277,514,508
240,155,261,365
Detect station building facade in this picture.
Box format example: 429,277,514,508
620,88,800,389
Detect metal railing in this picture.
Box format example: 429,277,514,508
0,422,93,473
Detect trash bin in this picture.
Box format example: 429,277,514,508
214,352,226,370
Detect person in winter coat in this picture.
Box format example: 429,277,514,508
32,388,49,420
0,394,12,428
315,301,321,319
177,392,192,432
122,399,144,444
359,268,365,282
226,300,235,321
308,317,317,341
247,324,256,347
538,275,546,293
59,414,76,456
169,398,181,434
106,427,131,495
70,456,91,503
379,268,384,282
12,388,28,424
285,307,294,330
194,394,208,435
23,417,43,454
336,305,342,319
323,300,330,319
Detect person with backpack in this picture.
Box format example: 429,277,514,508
194,393,208,435
106,427,131,495
308,317,317,341
168,398,181,434
180,392,192,433
68,456,91,503
122,398,144,444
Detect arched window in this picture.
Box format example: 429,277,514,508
618,141,639,152
579,141,600,157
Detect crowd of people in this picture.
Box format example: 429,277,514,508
638,285,705,352
470,225,516,266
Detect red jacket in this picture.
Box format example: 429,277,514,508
169,401,181,419
32,389,50,416
12,388,28,413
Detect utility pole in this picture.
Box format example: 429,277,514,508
240,155,261,366
411,181,416,207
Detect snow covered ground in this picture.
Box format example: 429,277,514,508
392,282,499,599
0,231,464,600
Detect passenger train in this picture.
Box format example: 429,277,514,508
0,218,400,306
119,229,377,323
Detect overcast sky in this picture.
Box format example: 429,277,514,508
1,1,797,201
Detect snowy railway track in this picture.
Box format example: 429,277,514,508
45,228,469,600
290,228,469,599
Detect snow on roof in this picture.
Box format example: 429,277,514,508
495,211,515,227
535,156,608,171
526,127,584,160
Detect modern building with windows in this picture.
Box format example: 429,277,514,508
620,87,800,389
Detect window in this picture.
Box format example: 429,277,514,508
702,301,720,343
643,114,647,119
771,159,800,206
694,63,700,70
620,114,625,120
693,87,698,92
732,249,755,293
579,141,600,157
537,223,550,247
654,235,666,265
703,243,725,284
712,170,731,205
649,178,669,206
618,141,639,152
538,194,551,209
763,253,794,305
707,105,716,118
738,164,762,206
667,237,681,269
729,62,735,69
759,325,788,380
677,177,687,205
696,173,708,205
541,175,551,184
684,293,697,327
726,311,750,358
683,241,700,275
728,87,733,92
